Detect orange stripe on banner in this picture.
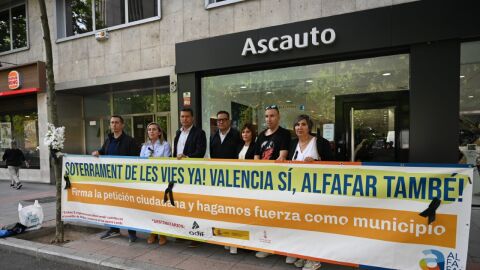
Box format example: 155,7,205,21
68,183,457,248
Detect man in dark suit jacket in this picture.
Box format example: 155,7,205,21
173,108,206,159
210,111,242,159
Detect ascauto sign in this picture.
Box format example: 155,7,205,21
241,27,336,56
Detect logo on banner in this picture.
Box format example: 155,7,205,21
420,249,445,270
259,230,271,244
192,221,200,230
189,220,205,237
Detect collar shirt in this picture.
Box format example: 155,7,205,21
176,125,192,156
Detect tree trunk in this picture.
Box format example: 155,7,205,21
38,0,63,243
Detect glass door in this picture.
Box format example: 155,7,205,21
335,91,409,162
350,107,396,162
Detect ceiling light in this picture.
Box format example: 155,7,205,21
382,72,391,76
240,85,247,89
460,75,465,78
305,80,313,83
286,100,292,103
468,95,474,98
266,91,272,94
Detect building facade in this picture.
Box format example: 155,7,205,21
0,0,478,204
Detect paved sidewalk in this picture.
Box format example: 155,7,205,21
0,180,479,270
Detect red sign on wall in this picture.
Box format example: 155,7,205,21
8,70,21,90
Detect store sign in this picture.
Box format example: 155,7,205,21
241,27,336,56
7,70,21,90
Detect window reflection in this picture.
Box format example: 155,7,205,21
65,0,93,36
202,54,410,141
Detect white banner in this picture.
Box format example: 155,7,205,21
62,155,473,269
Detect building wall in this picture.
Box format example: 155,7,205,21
0,0,417,182
1,0,418,85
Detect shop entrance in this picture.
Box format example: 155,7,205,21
334,91,409,162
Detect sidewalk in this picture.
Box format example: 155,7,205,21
0,180,479,270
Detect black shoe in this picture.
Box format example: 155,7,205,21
15,184,22,190
100,229,120,240
10,183,14,187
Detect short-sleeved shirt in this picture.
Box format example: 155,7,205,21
254,126,291,160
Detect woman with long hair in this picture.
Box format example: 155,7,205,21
140,122,171,245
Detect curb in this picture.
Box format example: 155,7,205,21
0,234,176,270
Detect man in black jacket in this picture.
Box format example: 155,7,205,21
92,115,140,242
210,111,241,159
2,141,29,189
173,108,206,159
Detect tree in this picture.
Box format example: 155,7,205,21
38,0,64,243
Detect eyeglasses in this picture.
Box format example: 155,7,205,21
265,104,278,110
217,118,229,122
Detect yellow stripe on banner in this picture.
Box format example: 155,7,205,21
212,227,250,240
68,183,457,248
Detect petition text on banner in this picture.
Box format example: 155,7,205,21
61,155,473,269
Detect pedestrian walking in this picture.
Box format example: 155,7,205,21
2,140,29,190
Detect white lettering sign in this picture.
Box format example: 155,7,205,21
241,27,336,56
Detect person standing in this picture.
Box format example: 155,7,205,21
92,115,140,242
172,108,206,248
141,122,171,246
238,123,256,160
254,105,290,161
254,105,290,258
2,140,29,190
285,114,329,270
210,111,242,159
209,111,242,254
173,108,206,159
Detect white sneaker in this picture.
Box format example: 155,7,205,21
229,247,237,254
302,260,321,270
286,256,297,264
255,251,272,258
294,259,305,268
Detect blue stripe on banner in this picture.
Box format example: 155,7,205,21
359,264,395,270
362,162,471,168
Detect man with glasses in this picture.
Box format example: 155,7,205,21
210,111,242,159
254,105,291,161
92,115,140,242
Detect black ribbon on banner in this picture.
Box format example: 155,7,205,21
164,182,175,206
64,173,71,190
419,197,441,224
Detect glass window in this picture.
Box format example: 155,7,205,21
65,0,93,37
84,93,111,118
113,89,154,115
156,88,170,112
205,0,244,9
0,10,10,52
460,41,480,147
0,4,27,53
95,0,125,29
0,112,39,169
60,0,159,38
202,54,409,142
128,0,158,23
11,5,27,49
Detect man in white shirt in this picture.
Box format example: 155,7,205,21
173,108,206,159
210,111,241,159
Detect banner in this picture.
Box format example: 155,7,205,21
61,155,473,269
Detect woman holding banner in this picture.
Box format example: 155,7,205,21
140,122,171,245
286,115,328,270
224,123,257,255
